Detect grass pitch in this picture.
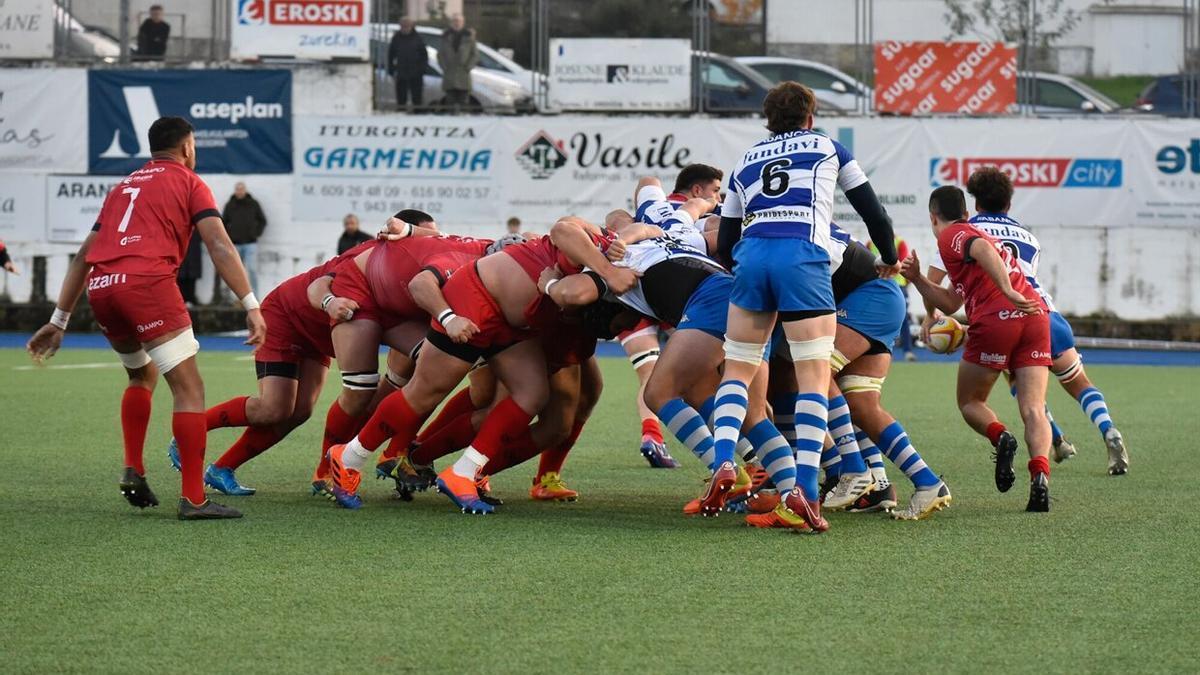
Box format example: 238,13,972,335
1,347,1197,673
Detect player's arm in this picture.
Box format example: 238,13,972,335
549,218,638,294
26,232,98,362
966,238,1042,314
408,269,478,343
538,266,605,308
196,215,267,347
901,250,962,315
633,176,663,211
377,217,441,241
919,264,947,340
715,175,744,268
306,273,358,323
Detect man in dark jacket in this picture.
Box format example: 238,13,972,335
388,18,428,109
438,14,477,107
136,5,170,60
222,182,267,294
337,213,373,254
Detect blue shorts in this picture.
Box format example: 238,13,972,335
676,273,732,339
837,279,906,353
729,237,834,315
1049,311,1076,358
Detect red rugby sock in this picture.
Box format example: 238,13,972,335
411,411,477,466
206,396,249,430
480,425,538,476
215,427,286,470
121,385,153,475
173,412,207,505
985,421,1007,446
1028,456,1050,478
358,390,424,452
318,400,364,478
641,417,664,444
537,419,586,479
470,398,533,463
416,387,476,444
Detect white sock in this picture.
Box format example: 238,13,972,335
451,447,487,480
342,438,372,471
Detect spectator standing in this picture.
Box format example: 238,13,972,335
870,234,917,361
136,5,170,60
505,216,521,235
177,230,203,306
337,213,373,254
222,182,266,295
388,18,428,110
438,14,477,108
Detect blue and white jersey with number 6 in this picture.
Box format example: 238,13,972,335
720,130,867,255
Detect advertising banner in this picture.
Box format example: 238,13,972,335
88,70,292,175
549,38,691,112
874,41,1017,115
0,173,46,242
45,176,121,243
231,0,370,61
0,0,53,59
0,69,88,172
293,116,501,225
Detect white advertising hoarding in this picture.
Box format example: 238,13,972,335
0,173,46,242
45,176,120,243
231,0,370,61
0,69,88,172
0,0,54,59
549,38,691,112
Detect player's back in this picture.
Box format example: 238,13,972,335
937,221,1036,321
86,159,219,277
366,235,491,318
969,212,1056,311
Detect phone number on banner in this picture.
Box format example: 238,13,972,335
295,179,494,222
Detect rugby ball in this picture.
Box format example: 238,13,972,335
926,316,966,354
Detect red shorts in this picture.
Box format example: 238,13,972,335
542,324,597,373
617,317,668,344
329,262,400,330
256,290,333,368
87,271,191,343
432,263,528,350
963,310,1052,372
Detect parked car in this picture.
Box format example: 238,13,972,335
737,56,869,111
1135,75,1199,116
370,42,532,112
1016,72,1119,114
700,53,845,114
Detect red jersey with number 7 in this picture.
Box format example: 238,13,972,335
86,159,221,277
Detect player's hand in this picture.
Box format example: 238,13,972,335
3,261,18,275
602,266,640,295
538,266,562,294
920,312,941,343
325,297,359,323
1005,290,1042,315
245,309,267,349
606,237,628,262
26,324,64,364
377,217,413,241
899,251,922,283
875,259,901,279
445,315,479,344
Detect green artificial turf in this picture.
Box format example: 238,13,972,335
1,348,1197,673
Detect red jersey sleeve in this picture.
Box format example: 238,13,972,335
188,175,221,224
936,222,976,270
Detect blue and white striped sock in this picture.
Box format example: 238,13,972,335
712,381,749,468
857,426,890,487
746,419,796,492
879,421,940,489
1077,387,1114,437
820,442,842,478
771,392,796,445
658,398,716,470
793,393,828,500
699,396,716,430
1011,383,1064,443
828,394,867,474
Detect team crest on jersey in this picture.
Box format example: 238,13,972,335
515,131,568,179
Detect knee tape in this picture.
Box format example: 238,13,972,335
723,339,765,366
385,369,407,389
342,371,381,391
838,374,885,395
788,335,835,362
145,328,199,374
629,348,660,370
1054,356,1083,384
118,349,153,370
829,348,850,374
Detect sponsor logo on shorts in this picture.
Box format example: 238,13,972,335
836,308,848,319
1031,350,1050,360
980,351,1007,365
88,273,127,290
998,309,1028,320
136,319,165,334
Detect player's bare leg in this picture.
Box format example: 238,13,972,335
644,328,725,473
109,336,160,509
622,330,676,468
317,319,384,487
956,361,1017,493
1013,365,1053,511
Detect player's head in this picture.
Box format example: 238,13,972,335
148,116,196,169
763,81,817,135
928,185,968,232
673,163,723,201
394,209,436,231
966,166,1014,214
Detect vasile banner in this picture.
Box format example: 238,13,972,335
874,41,1017,115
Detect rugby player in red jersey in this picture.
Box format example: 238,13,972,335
901,186,1053,512
325,217,637,512
26,117,266,520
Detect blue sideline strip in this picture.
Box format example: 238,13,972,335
2,332,1197,367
